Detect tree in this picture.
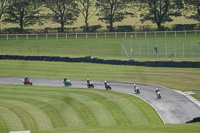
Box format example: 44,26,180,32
184,0,200,23
139,0,182,30
0,0,10,32
96,0,134,32
45,0,79,33
2,0,42,33
0,0,8,20
76,0,97,32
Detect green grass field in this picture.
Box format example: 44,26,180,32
0,35,200,132
0,84,200,133
0,84,163,133
0,36,200,60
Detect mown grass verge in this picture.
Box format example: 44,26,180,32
0,84,162,133
31,124,200,133
0,60,200,91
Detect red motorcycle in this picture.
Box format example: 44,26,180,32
23,78,33,85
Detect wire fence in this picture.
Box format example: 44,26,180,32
0,30,200,40
121,39,200,59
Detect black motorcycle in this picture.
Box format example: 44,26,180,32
87,82,94,88
135,87,140,94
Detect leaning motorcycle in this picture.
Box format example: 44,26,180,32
23,79,33,86
87,82,94,88
63,80,72,86
105,83,111,90
135,87,140,94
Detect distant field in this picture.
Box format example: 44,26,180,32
0,35,200,61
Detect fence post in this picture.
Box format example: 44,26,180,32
165,31,166,37
26,34,28,40
195,30,196,36
165,41,167,58
46,33,48,39
115,32,117,38
105,32,106,38
175,31,176,37
145,31,147,38
135,32,137,38
96,32,97,38
183,41,184,58
76,33,77,39
148,41,149,58
139,42,141,58
155,31,156,37
36,34,38,40
16,34,18,40
56,33,58,39
7,34,8,40
174,42,176,58
125,32,126,38
191,42,193,58
185,30,186,37
66,33,67,39
86,32,88,38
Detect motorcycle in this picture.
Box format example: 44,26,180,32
23,79,33,85
156,91,161,99
87,82,94,88
105,83,111,90
135,87,140,94
63,80,72,86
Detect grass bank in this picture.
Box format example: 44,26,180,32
0,84,162,133
31,124,200,133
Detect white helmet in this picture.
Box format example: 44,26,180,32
156,88,159,90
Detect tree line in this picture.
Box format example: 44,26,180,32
0,0,199,33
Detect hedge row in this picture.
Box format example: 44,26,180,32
0,55,200,68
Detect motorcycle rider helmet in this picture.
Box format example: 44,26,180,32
156,88,159,90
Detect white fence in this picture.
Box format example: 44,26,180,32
0,30,200,40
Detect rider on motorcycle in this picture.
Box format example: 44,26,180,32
63,77,71,85
135,86,139,92
86,79,94,88
155,88,161,99
104,81,108,86
155,88,160,93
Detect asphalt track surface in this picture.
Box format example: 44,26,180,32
0,77,200,124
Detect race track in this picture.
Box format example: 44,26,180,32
0,76,200,124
